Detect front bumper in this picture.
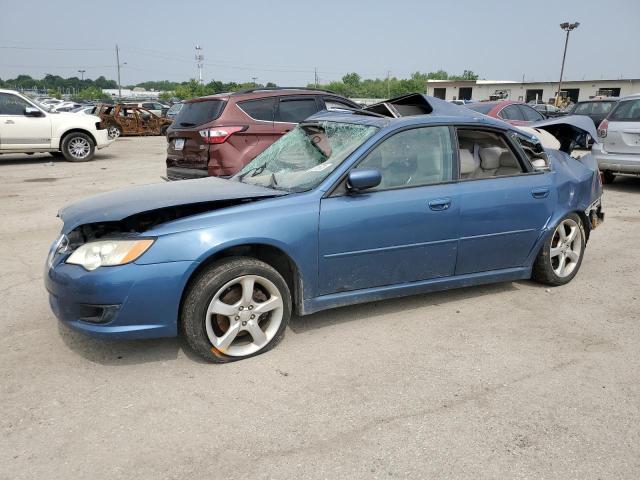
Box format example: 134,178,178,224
586,198,605,230
95,129,113,149
45,254,196,340
592,143,640,174
166,166,208,181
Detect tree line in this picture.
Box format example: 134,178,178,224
0,70,479,102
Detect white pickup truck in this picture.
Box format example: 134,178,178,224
0,89,112,162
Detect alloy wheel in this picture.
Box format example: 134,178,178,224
108,126,121,139
68,137,91,159
205,275,284,357
550,218,582,278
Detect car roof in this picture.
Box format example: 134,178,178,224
576,97,619,103
186,88,338,103
618,93,640,101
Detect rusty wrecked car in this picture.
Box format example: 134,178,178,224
92,103,172,139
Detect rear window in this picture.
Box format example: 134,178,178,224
466,103,494,114
174,99,226,127
608,100,640,121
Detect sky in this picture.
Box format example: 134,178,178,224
0,0,639,86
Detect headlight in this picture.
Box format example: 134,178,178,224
66,239,154,271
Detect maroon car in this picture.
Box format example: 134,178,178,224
466,100,545,126
166,88,360,180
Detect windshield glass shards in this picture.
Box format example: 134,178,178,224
234,121,378,192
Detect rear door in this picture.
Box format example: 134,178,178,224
232,97,278,165
273,96,321,138
603,98,640,154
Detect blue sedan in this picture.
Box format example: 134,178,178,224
45,95,604,362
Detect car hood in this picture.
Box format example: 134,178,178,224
58,177,286,234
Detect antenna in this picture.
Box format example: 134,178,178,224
195,45,204,84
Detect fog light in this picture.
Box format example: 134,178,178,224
78,304,120,324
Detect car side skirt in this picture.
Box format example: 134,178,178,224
302,267,531,315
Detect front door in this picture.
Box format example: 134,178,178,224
0,93,51,150
318,125,459,295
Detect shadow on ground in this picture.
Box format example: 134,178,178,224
604,176,640,193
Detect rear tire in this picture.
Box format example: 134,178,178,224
602,171,616,184
532,213,585,286
181,257,291,363
61,132,95,162
107,125,122,140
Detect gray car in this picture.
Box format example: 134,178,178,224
593,94,640,183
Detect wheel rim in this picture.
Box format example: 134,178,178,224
108,126,120,139
550,218,582,278
205,275,284,357
68,137,91,159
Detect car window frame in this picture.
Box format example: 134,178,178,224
0,92,44,117
518,104,545,121
326,124,460,197
236,96,277,123
322,96,358,111
453,126,540,183
275,95,322,124
498,104,525,121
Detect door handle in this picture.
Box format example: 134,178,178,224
428,198,451,211
531,187,550,199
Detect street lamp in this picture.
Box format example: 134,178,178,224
78,69,86,81
555,21,580,107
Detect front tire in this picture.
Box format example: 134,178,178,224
532,213,586,286
61,132,95,162
181,257,292,363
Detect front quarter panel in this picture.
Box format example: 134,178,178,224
137,193,321,299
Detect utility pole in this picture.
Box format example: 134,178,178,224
555,22,580,107
314,68,319,89
195,45,204,84
78,69,86,81
386,70,391,98
115,44,122,99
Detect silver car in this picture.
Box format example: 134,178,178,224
593,94,640,183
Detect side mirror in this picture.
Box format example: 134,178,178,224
347,169,382,192
24,106,43,117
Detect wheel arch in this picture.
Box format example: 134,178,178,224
179,243,304,323
59,128,97,150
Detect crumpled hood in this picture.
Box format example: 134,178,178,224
529,115,598,153
59,177,286,233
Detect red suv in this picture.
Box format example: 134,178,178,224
165,88,360,180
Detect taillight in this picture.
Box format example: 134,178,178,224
198,126,247,144
597,119,608,138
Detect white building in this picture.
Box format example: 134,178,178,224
425,78,640,103
101,88,161,100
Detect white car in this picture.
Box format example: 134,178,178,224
0,89,112,162
128,101,169,117
592,94,640,183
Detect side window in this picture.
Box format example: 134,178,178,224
512,132,549,170
276,98,319,123
142,103,154,109
499,105,524,121
519,105,544,121
324,98,354,111
457,129,524,179
0,93,30,115
238,97,275,121
357,126,453,190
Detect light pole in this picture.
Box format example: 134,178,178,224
555,21,580,107
78,69,86,81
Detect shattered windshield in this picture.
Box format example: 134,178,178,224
234,121,378,192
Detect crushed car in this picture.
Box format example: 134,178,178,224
92,103,173,139
45,94,604,363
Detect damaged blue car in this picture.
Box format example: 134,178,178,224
45,94,604,362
